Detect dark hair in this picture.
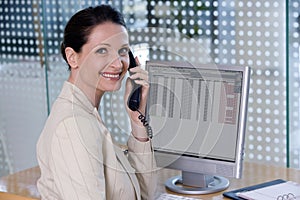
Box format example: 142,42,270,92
61,5,127,69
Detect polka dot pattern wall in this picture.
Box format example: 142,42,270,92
0,0,299,174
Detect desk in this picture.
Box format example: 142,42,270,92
158,162,300,199
0,166,40,199
0,162,299,199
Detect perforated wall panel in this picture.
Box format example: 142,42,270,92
1,0,300,175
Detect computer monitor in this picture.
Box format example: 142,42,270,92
146,61,250,195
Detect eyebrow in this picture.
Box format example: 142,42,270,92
97,43,111,47
119,44,130,48
95,43,129,48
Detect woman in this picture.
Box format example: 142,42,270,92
36,5,157,200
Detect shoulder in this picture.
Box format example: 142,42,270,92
37,115,105,162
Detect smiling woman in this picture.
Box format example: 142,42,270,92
36,4,157,200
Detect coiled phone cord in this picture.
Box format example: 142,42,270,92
136,109,153,139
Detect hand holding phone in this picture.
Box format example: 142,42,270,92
127,50,141,111
126,50,153,139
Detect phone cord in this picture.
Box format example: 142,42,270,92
136,109,153,139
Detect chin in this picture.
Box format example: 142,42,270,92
102,84,122,92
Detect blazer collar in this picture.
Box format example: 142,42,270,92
58,81,95,114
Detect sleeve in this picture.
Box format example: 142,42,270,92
50,117,106,200
127,135,158,200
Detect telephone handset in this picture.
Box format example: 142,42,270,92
127,50,153,139
128,50,141,111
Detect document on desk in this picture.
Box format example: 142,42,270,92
236,181,300,200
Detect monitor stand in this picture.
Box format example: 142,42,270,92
165,171,230,195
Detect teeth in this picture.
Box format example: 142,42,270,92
101,73,120,78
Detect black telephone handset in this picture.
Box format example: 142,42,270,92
127,51,153,139
128,50,141,111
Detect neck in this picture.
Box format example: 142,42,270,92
93,89,103,109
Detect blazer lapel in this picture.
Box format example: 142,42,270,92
93,110,141,199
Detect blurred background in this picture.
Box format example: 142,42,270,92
0,0,299,176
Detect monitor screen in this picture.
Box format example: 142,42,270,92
146,61,250,195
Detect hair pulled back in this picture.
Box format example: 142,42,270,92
61,5,127,69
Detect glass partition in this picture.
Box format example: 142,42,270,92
288,0,300,168
0,0,299,176
0,0,48,174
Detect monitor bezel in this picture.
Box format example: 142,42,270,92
146,61,251,179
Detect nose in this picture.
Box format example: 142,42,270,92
110,55,123,69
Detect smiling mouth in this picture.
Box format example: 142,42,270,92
100,72,122,80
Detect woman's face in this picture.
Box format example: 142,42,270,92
74,22,129,97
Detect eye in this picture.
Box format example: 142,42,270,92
118,47,130,56
96,48,108,54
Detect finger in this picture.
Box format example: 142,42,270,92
132,79,149,87
124,78,134,108
128,66,146,73
129,72,148,82
124,77,148,114
135,56,141,66
129,67,148,78
124,77,134,94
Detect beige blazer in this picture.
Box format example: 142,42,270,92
36,82,157,200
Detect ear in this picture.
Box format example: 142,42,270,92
65,47,79,69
